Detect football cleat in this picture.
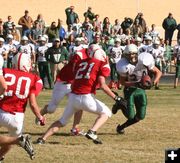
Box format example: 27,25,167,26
85,130,102,144
116,124,125,134
19,134,35,160
36,137,45,145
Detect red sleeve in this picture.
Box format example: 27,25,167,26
30,75,43,96
99,62,110,77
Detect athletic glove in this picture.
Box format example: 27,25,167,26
112,96,127,114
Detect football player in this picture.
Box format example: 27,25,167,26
38,47,88,135
115,44,162,134
36,44,124,144
0,53,45,160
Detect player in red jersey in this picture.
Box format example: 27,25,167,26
0,53,45,160
37,48,88,135
36,44,122,144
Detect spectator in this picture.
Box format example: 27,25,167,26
112,19,121,36
121,17,133,34
84,23,94,44
18,10,33,37
176,23,180,41
131,19,143,38
34,14,46,34
65,25,73,40
66,34,75,54
65,6,79,26
45,38,69,82
46,19,61,42
162,13,177,46
0,19,4,38
28,21,43,45
82,17,90,30
10,23,20,42
3,16,14,38
93,14,102,30
149,24,160,42
135,12,147,33
84,7,95,22
72,18,82,36
59,20,66,41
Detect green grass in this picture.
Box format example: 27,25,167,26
1,85,180,163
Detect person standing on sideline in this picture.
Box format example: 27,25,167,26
162,13,177,46
18,10,33,37
45,38,69,83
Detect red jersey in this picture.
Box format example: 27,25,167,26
56,48,88,82
72,57,110,94
0,68,43,113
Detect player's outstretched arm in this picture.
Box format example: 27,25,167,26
29,93,45,126
150,66,162,85
98,76,116,100
0,76,7,95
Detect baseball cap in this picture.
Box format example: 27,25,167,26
54,38,60,42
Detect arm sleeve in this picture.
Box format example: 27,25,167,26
30,75,43,96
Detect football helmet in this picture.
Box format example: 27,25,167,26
124,44,138,64
12,53,32,72
88,44,107,62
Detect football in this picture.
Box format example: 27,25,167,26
140,74,152,89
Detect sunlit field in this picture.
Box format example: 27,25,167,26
1,80,180,163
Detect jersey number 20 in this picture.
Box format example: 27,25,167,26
4,73,31,99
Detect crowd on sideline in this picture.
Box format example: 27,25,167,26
0,7,180,89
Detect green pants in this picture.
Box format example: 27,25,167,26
123,87,147,120
38,62,53,88
175,64,180,78
110,63,119,81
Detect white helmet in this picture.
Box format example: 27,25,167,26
12,53,32,72
88,44,107,62
21,36,28,41
124,44,138,54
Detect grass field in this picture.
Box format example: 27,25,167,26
1,84,180,163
